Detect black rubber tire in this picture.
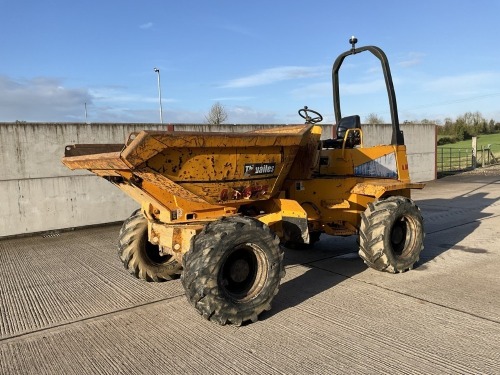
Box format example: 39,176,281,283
118,210,182,281
359,196,424,273
181,216,285,326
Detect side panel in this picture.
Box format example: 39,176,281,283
140,144,299,205
287,178,368,227
318,145,411,182
286,176,423,235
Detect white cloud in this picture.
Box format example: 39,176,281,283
221,66,325,88
398,52,425,68
0,76,166,123
340,78,386,95
0,76,91,122
0,75,286,124
210,96,254,102
139,22,153,29
291,82,330,99
423,72,500,96
226,105,280,124
89,87,161,104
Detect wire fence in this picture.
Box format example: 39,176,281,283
437,144,500,176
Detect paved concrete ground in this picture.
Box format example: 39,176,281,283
1,173,499,374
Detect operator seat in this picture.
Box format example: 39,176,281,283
322,115,361,149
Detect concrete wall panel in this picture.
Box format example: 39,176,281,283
1,176,139,236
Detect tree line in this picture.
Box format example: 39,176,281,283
365,112,500,146
207,105,500,145
436,112,500,145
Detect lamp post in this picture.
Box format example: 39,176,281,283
153,67,163,124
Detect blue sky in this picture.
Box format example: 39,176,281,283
1,0,499,124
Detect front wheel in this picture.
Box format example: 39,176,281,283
118,210,182,281
181,216,285,326
359,196,424,273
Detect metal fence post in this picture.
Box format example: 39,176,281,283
450,149,452,171
472,137,477,169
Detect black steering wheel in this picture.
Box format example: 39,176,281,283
298,106,323,124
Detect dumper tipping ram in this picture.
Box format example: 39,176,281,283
62,38,425,325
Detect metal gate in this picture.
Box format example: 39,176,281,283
437,148,473,176
437,146,499,176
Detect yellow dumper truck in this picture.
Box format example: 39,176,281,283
62,38,424,325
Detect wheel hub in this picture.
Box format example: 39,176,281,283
219,244,267,302
391,217,410,256
229,259,251,283
391,224,404,246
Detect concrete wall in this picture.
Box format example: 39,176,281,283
0,122,435,237
0,123,168,237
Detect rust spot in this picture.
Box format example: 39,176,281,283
220,189,228,201
243,186,252,199
251,185,268,198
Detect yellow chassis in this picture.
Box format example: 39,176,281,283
62,124,423,261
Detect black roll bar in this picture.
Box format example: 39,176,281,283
332,42,405,145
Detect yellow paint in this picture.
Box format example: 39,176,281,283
148,221,203,260
321,199,351,209
62,123,424,246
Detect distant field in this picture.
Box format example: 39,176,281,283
437,133,500,173
437,133,500,153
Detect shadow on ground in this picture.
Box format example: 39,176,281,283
261,236,366,321
262,175,500,318
416,176,500,269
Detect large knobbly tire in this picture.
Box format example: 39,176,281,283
118,210,182,281
359,196,424,273
181,216,285,326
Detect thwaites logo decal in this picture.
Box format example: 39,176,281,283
244,163,276,176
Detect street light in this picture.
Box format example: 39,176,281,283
153,67,163,124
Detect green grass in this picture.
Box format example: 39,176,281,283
437,133,500,153
437,133,500,172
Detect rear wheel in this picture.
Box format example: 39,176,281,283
359,196,424,273
181,216,285,326
118,210,182,281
